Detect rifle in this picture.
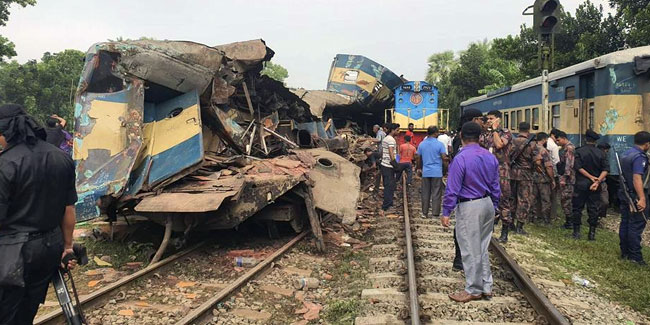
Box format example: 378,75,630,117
615,152,648,221
510,134,536,168
53,243,89,325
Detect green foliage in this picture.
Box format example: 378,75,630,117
260,61,289,83
323,299,360,324
0,0,36,61
0,49,85,126
523,219,650,317
0,0,34,26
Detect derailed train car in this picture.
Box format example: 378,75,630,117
324,54,404,130
72,39,360,256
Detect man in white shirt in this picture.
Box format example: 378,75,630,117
548,129,562,220
548,129,561,166
380,123,399,213
437,129,451,154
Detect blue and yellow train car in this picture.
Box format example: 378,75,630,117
461,46,650,174
327,54,403,109
389,80,447,145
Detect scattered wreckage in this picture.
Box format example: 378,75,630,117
72,39,362,259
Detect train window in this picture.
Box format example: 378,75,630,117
532,107,539,130
525,108,531,123
565,86,576,100
516,110,522,126
510,111,516,129
343,70,359,82
504,112,509,130
552,105,560,128
588,102,595,130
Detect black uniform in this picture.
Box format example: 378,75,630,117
572,143,609,229
618,146,649,263
0,139,77,324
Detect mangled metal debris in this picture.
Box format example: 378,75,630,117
72,38,364,255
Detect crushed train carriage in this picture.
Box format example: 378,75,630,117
72,39,361,255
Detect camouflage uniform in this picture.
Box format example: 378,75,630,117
510,134,541,223
558,142,576,225
533,145,554,223
481,129,513,224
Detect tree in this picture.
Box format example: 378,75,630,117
609,0,650,47
260,61,289,83
0,49,85,126
0,0,36,62
425,51,457,85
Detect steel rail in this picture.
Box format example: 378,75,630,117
490,238,570,325
35,241,207,325
175,230,308,325
401,175,421,325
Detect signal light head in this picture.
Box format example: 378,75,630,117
541,16,558,28
541,0,558,13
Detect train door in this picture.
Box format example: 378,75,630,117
578,73,595,145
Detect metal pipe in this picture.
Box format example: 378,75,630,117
262,126,299,148
401,175,420,324
151,215,173,264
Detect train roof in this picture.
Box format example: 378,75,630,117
461,46,650,107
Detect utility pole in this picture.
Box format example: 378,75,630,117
524,0,560,131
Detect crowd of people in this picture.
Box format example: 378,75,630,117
366,108,650,302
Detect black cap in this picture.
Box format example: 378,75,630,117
461,121,482,139
585,129,600,141
518,121,530,131
462,108,483,119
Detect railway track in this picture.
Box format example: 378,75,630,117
356,176,570,325
34,231,308,325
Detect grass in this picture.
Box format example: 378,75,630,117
322,248,369,324
323,299,361,324
524,218,650,316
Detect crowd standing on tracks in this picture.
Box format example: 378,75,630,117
371,107,650,302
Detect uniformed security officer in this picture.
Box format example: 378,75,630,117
572,129,609,240
618,131,650,266
0,104,78,324
533,132,555,223
510,122,542,235
480,110,513,243
556,131,576,229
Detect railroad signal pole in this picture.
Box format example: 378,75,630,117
523,0,560,131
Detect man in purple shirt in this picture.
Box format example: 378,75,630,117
442,122,500,303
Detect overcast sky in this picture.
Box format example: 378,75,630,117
3,0,612,89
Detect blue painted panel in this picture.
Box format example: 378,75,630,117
148,133,203,184
124,156,151,197
394,81,439,120
464,61,649,111
464,85,542,113
331,54,402,88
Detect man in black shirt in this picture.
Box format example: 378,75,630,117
572,129,609,240
0,104,78,324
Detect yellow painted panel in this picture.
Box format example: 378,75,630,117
132,122,155,170
498,94,644,136
393,112,439,130
594,95,643,136
150,104,200,156
329,67,376,94
75,100,127,160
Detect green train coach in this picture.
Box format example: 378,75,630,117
461,46,650,174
